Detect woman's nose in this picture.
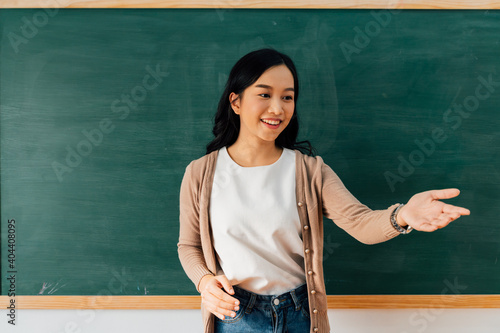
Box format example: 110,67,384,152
268,98,284,114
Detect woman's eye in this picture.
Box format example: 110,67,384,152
283,96,294,101
259,93,270,98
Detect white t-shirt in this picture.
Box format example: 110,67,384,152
210,146,306,295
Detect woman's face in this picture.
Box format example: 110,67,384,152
230,64,295,145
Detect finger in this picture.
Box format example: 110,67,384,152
214,276,240,307
436,210,466,227
216,287,240,307
205,301,236,321
217,275,236,296
442,204,470,216
431,214,457,228
205,284,237,305
201,290,239,319
415,223,439,232
430,188,460,200
205,284,239,310
209,302,237,320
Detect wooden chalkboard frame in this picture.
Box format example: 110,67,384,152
1,0,500,10
0,295,500,309
1,0,499,310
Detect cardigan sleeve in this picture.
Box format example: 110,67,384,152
320,160,401,244
177,162,214,292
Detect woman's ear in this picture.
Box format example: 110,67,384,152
229,92,240,115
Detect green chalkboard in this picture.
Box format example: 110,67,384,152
1,9,499,296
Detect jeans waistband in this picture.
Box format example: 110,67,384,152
232,284,308,313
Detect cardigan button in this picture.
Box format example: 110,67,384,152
303,225,309,230
313,328,318,332
297,201,303,207
310,290,316,295
313,308,318,314
308,270,313,276
304,248,310,254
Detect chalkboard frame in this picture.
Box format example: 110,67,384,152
1,0,499,310
1,0,500,10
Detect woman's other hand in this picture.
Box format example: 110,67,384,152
398,188,470,232
199,274,240,320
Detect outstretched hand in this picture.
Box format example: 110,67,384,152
398,188,470,232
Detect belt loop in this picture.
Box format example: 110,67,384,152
245,293,256,314
290,289,301,311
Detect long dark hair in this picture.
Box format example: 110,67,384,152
206,48,315,156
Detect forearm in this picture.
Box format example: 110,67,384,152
177,243,214,292
329,202,401,244
321,163,401,244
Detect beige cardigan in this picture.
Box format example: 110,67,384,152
178,149,401,333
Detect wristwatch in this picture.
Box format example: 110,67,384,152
391,204,413,234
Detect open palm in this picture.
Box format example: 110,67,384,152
399,188,470,232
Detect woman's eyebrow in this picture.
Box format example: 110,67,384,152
254,84,295,92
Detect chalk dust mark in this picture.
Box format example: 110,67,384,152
38,280,67,295
38,282,50,295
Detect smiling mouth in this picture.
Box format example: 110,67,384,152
261,119,282,125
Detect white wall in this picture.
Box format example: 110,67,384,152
2,309,500,333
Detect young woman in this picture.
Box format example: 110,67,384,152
178,48,470,333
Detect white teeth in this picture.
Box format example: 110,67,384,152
261,119,281,125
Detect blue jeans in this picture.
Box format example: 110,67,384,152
214,283,311,333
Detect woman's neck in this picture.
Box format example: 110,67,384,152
226,139,283,167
